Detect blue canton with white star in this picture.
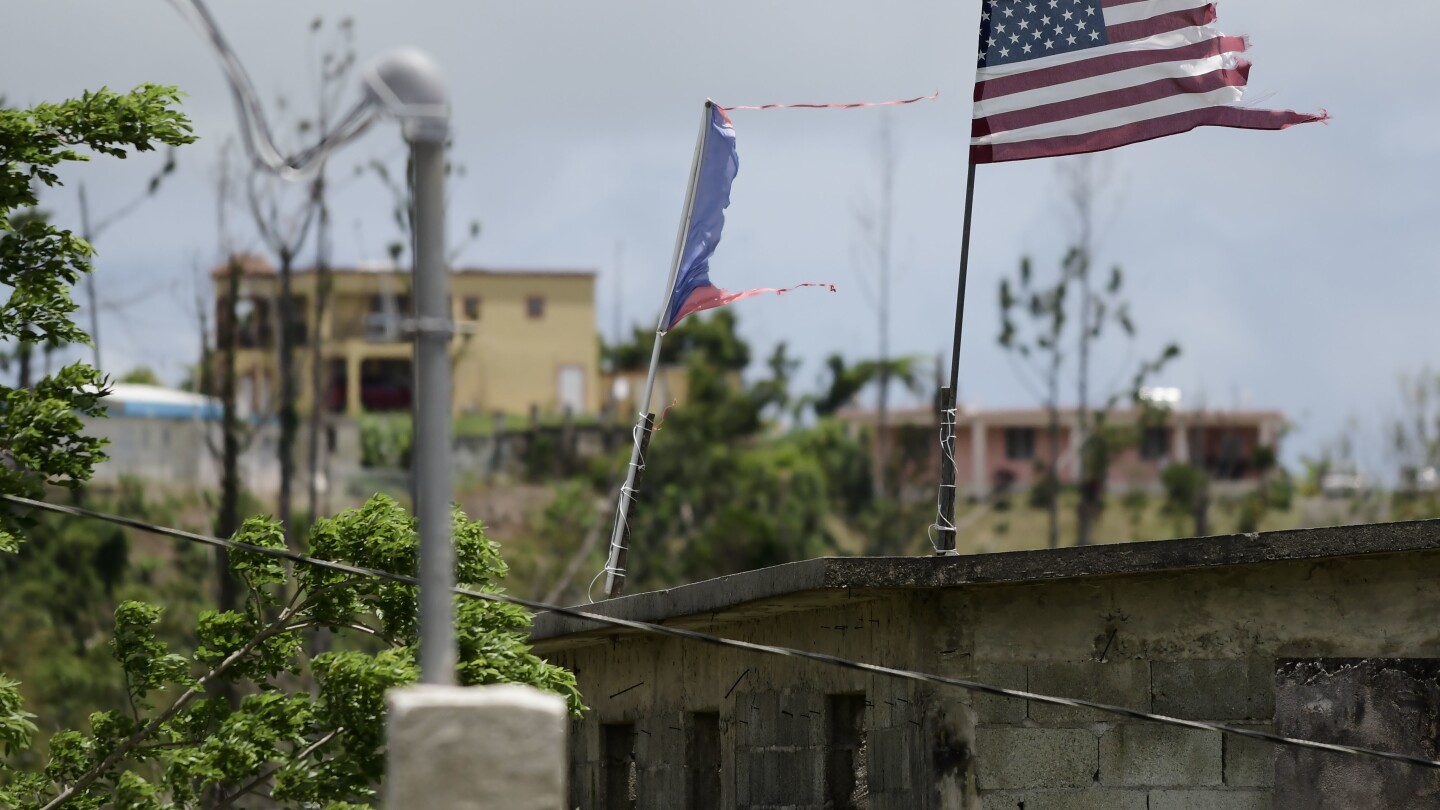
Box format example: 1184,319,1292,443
978,0,1109,67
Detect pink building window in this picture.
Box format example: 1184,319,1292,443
1141,427,1170,460
1004,427,1035,460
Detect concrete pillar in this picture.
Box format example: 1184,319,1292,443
970,418,986,498
1258,418,1275,449
1173,417,1190,462
317,288,334,340
1068,415,1086,481
346,351,363,416
386,684,567,810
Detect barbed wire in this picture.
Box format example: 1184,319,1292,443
5,491,1439,770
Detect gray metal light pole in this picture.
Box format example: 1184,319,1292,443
171,0,460,683
363,49,455,685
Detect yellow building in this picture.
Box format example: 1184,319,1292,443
214,256,601,419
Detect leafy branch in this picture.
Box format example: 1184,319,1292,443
1,496,581,810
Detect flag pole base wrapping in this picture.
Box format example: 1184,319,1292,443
933,386,959,555
602,412,656,600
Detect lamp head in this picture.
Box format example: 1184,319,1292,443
362,48,450,143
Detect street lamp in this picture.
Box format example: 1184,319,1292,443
362,48,456,687
171,0,459,685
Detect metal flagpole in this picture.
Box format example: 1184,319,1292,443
602,101,715,599
933,5,992,556
934,156,979,555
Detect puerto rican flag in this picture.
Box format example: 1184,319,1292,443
662,104,832,332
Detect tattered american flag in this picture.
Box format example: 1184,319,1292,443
971,0,1326,163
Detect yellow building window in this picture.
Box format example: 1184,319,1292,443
526,295,545,319
463,295,481,320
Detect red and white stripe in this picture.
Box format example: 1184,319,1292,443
971,0,1325,163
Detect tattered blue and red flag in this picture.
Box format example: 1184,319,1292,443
661,103,834,332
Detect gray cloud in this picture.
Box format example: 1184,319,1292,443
3,0,1436,472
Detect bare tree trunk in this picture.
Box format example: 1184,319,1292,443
247,176,315,542
1076,281,1096,545
210,255,245,716
306,177,331,524
305,172,335,662
1189,426,1210,536
874,117,895,500
1046,407,1060,549
16,333,31,389
276,249,297,545
1072,160,1097,547
217,257,243,607
78,184,102,372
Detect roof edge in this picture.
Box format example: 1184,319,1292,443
531,519,1440,642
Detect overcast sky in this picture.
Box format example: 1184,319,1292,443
4,0,1436,472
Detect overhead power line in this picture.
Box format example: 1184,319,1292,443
164,0,379,180
4,491,1439,771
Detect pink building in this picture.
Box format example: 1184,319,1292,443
838,404,1287,498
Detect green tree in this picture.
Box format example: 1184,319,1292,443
1061,159,1182,546
116,368,162,386
997,158,1181,547
603,308,751,373
0,486,212,748
0,495,581,809
1161,462,1208,536
622,312,874,587
807,354,926,421
0,85,194,544
0,86,578,808
1391,368,1440,519
997,254,1069,548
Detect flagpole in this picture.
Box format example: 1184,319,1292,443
934,159,978,555
602,101,714,599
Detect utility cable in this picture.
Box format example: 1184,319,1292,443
164,0,380,180
5,492,1439,771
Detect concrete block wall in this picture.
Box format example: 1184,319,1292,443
539,545,1440,809
550,594,971,809
971,657,1274,808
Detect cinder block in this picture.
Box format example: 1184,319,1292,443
1029,661,1150,723
1222,727,1274,788
1148,789,1270,810
745,749,823,806
868,727,914,793
1099,725,1222,787
972,661,1029,724
774,691,821,748
635,715,684,767
981,790,1148,809
1152,659,1274,721
871,677,917,730
976,727,1097,790
637,763,683,810
743,691,780,746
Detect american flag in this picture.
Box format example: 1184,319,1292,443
971,0,1325,163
